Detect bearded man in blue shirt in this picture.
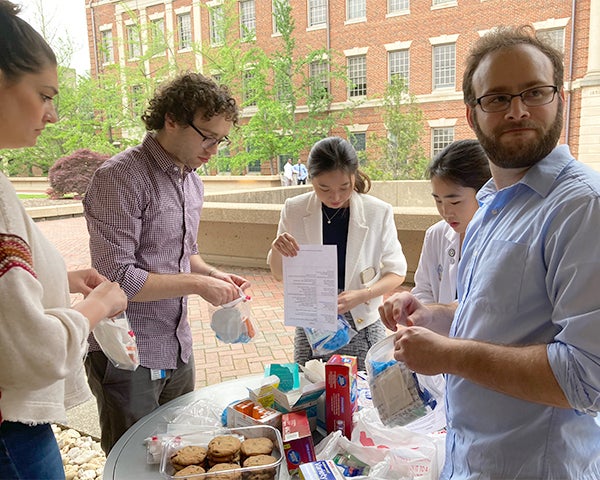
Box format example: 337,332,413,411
379,25,600,479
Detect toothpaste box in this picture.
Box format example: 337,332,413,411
299,460,346,480
325,354,358,439
281,411,316,474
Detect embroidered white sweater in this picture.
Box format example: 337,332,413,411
0,173,90,425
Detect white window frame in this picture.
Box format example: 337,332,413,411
177,12,192,50
239,0,256,40
126,23,141,60
308,0,327,28
209,4,225,46
388,49,410,86
99,27,114,65
347,0,366,22
429,119,456,157
388,0,409,14
429,35,458,90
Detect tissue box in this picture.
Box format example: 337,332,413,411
281,411,316,474
299,460,346,480
325,355,358,439
272,375,325,431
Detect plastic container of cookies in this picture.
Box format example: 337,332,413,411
159,425,286,479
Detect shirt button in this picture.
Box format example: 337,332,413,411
356,318,364,324
492,209,498,215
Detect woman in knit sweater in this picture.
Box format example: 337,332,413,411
0,2,127,478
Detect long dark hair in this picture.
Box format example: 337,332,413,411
0,0,56,84
427,139,491,191
307,136,371,194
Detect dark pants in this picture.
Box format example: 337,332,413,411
297,178,307,185
85,351,195,454
0,421,65,480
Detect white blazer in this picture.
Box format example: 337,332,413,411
411,220,460,304
275,191,407,331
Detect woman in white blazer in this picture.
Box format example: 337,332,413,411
412,139,490,303
269,137,407,369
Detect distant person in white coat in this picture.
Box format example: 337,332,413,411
283,158,294,186
411,139,490,304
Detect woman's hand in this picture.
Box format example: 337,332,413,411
271,232,300,257
68,268,108,296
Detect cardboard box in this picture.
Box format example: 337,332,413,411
281,411,316,474
271,376,325,431
226,399,282,429
325,354,358,439
299,460,346,480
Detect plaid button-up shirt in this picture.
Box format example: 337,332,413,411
84,133,203,369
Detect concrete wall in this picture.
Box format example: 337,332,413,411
199,181,440,285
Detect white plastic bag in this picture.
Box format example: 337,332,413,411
92,312,139,370
352,408,444,480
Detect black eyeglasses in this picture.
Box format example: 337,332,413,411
188,122,231,148
475,85,558,113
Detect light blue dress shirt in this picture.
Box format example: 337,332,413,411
443,145,600,479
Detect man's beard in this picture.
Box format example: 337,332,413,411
471,105,563,169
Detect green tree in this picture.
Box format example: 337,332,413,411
363,76,428,180
201,0,351,175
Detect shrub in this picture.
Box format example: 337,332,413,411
48,149,110,199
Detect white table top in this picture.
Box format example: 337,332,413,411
103,374,265,479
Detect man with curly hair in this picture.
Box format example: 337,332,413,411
83,72,250,454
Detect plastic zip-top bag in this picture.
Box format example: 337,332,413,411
209,288,257,344
365,334,444,428
92,312,140,370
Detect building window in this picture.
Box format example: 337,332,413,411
308,0,327,27
240,0,256,40
210,5,225,46
432,0,453,4
389,49,409,86
347,0,366,20
273,0,290,34
388,0,409,13
129,84,144,120
348,55,367,97
126,24,141,59
350,132,366,152
243,69,257,106
433,43,455,89
100,29,114,64
309,60,329,97
537,28,565,52
431,127,454,157
177,12,192,50
149,18,166,54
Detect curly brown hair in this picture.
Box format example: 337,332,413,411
141,72,239,131
463,25,564,107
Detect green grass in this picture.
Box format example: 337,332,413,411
17,193,47,199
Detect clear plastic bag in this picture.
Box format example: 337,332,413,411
92,312,140,370
365,335,442,428
304,314,358,357
209,290,257,344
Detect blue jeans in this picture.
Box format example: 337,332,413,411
0,421,65,479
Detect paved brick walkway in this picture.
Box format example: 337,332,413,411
36,215,295,390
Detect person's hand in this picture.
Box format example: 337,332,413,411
378,291,432,331
68,268,108,296
80,280,128,328
337,289,367,314
198,276,245,307
393,325,449,375
211,271,251,292
271,232,300,257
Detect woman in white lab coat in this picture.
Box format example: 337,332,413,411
411,139,491,303
268,137,407,369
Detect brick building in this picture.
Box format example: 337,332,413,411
85,0,600,172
